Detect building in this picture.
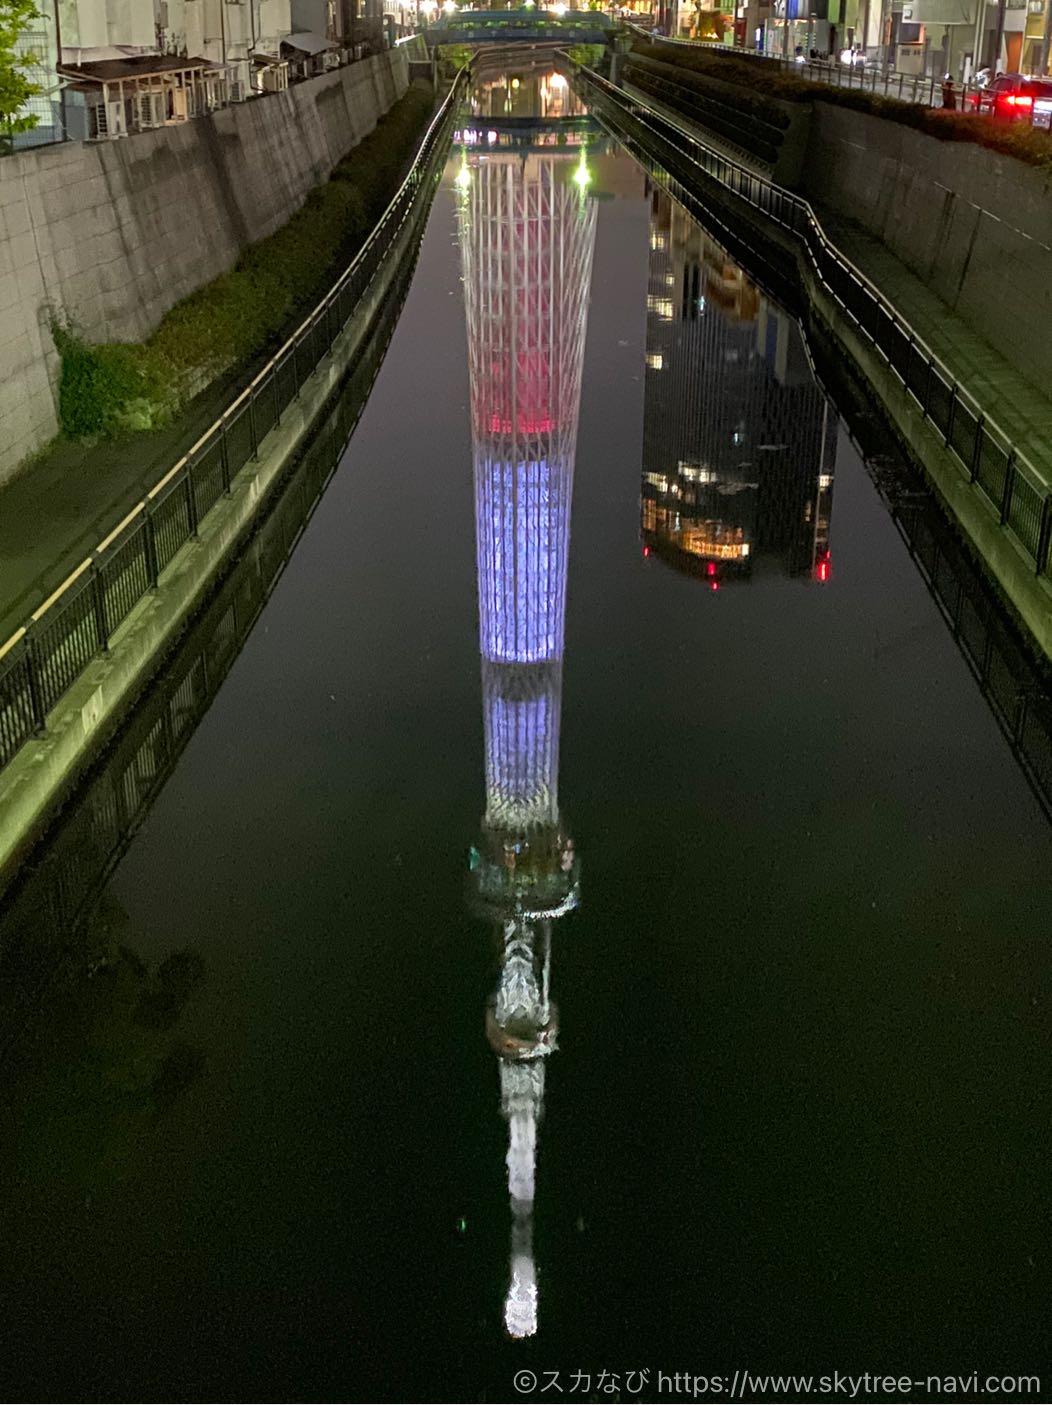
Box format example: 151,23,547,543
11,0,377,146
641,189,835,587
458,145,596,1340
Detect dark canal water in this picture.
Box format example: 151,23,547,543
0,78,1050,1404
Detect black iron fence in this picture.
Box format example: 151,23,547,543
0,72,466,778
574,63,1052,587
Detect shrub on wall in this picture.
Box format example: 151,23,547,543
55,78,434,440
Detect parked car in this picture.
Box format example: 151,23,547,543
970,73,1052,128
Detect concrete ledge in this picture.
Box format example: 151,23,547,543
0,170,432,885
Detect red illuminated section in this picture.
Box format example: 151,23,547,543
814,551,831,584
487,413,554,436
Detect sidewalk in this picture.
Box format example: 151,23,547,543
0,365,251,645
821,213,1052,488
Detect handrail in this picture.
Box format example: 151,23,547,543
0,70,468,775
574,60,1052,577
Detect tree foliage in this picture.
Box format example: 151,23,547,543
0,0,43,148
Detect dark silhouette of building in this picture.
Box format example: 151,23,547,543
641,190,836,587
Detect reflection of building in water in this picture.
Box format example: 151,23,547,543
470,62,586,121
458,147,595,1339
641,190,836,586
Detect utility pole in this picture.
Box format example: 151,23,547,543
989,0,1006,70
969,0,985,80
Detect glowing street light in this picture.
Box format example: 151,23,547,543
455,157,471,191
552,2,568,12
573,151,590,188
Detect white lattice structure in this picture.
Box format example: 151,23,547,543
459,148,596,1340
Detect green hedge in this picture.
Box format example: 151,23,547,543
57,78,435,440
630,39,1052,172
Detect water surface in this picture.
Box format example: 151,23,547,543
0,95,1049,1403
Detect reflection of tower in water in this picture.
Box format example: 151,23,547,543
641,190,837,585
458,149,596,1338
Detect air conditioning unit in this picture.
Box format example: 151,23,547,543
138,91,166,127
105,99,126,135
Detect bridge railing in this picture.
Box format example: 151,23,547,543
0,72,468,779
573,62,1052,584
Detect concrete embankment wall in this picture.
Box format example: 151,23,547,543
799,104,1052,398
0,49,408,483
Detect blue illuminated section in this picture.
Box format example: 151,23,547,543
482,662,560,830
475,457,573,665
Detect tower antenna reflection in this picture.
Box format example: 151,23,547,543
459,134,597,1338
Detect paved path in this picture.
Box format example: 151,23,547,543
0,365,251,645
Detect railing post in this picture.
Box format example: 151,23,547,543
970,416,985,482
944,384,957,448
91,562,109,652
144,506,159,588
1036,495,1052,576
185,466,199,538
25,637,46,733
999,450,1017,525
220,421,232,494
248,389,259,461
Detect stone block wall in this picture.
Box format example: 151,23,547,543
0,48,408,484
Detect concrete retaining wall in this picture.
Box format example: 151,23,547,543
0,132,429,888
800,104,1052,397
0,49,408,483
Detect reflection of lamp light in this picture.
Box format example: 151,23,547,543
549,71,567,88
455,158,471,190
573,151,590,188
442,0,456,10
552,2,568,12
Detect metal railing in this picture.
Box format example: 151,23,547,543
574,62,1052,585
625,27,1052,132
0,71,466,778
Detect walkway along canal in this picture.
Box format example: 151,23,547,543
0,63,1048,1403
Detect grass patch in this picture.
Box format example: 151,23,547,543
56,78,435,440
629,39,1052,172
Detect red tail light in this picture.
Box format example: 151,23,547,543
1005,94,1034,108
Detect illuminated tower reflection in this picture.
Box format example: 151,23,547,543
458,143,596,1338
